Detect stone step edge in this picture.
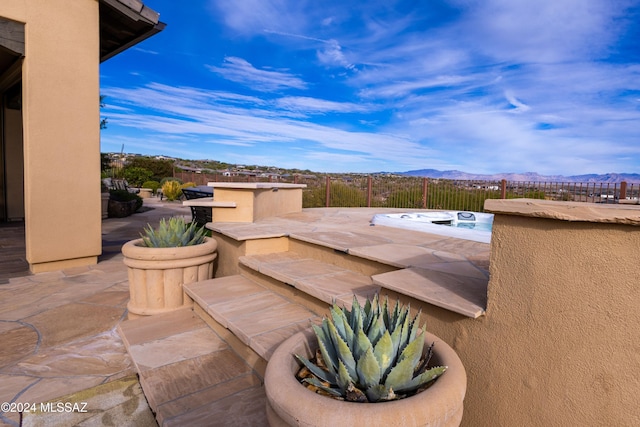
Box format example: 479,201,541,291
372,268,487,318
184,275,319,364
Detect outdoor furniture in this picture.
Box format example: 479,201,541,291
182,186,214,226
103,178,139,194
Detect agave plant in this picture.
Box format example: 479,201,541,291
140,217,206,248
295,294,446,403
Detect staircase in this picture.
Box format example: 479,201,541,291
117,210,489,426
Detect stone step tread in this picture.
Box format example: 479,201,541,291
184,275,319,361
372,267,487,318
117,309,265,425
239,251,380,307
239,251,486,318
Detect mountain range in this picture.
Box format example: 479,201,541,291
398,169,640,184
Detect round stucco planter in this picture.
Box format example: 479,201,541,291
122,237,217,317
265,328,466,427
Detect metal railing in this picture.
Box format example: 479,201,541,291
172,171,640,212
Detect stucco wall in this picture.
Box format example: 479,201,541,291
211,183,305,222
421,201,640,426
1,0,102,272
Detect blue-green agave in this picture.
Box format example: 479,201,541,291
295,294,447,403
140,217,206,248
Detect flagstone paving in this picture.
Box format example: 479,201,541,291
0,198,189,427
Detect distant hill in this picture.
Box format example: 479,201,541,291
399,169,640,184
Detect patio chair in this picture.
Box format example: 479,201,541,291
182,187,214,227
104,178,139,194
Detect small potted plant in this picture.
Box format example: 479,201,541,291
122,217,218,318
264,294,467,426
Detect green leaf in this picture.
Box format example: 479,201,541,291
390,299,401,332
294,354,336,385
367,311,386,346
393,308,411,356
363,294,377,333
408,310,422,343
398,327,425,369
356,346,381,388
381,296,390,330
393,366,447,394
313,323,337,375
384,353,415,389
373,331,396,379
353,326,372,362
330,305,354,346
365,384,396,403
327,319,358,382
302,377,344,397
350,296,362,336
337,359,352,393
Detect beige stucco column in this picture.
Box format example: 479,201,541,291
2,0,102,272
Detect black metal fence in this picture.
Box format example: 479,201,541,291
173,171,639,212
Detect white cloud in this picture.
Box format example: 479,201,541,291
446,0,634,63
207,57,307,91
275,96,371,114
504,91,530,113
211,0,308,35
101,82,442,171
317,39,354,70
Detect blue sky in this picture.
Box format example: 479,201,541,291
100,0,640,174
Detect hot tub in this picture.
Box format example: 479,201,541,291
370,211,494,243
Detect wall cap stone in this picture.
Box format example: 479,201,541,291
207,182,307,189
484,198,640,225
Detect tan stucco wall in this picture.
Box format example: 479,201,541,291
212,233,289,278
419,200,640,426
211,183,305,222
1,0,102,272
253,188,303,221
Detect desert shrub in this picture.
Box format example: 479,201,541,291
109,189,143,211
162,180,183,201
160,177,183,185
328,182,367,207
123,167,153,187
181,182,197,189
142,180,161,194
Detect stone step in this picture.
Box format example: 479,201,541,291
117,308,267,426
240,250,487,318
184,275,320,362
239,251,381,308
372,267,487,318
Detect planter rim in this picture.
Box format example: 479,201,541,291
265,328,466,426
122,236,217,261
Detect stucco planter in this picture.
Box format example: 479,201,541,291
265,328,466,427
138,188,152,199
122,237,217,317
